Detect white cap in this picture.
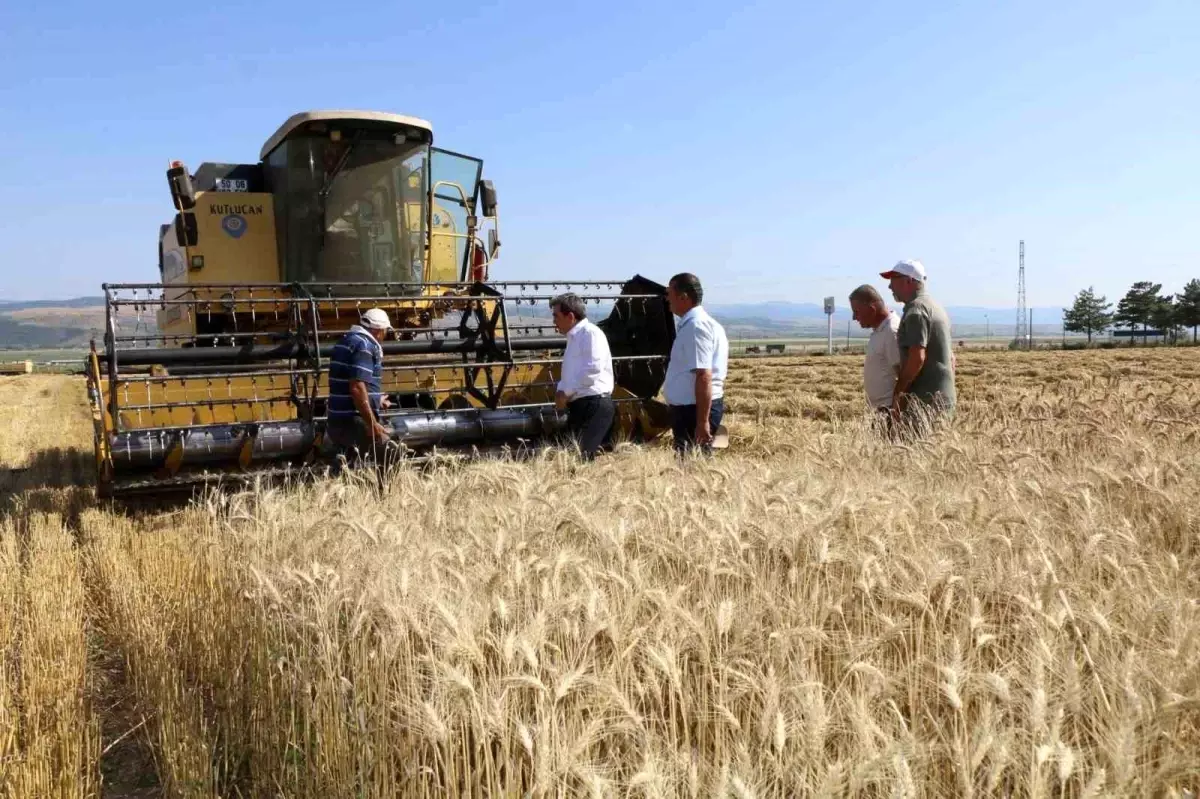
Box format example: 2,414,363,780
880,259,927,282
360,308,393,330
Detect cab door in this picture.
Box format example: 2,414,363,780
428,148,483,283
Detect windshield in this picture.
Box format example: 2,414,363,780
266,132,428,291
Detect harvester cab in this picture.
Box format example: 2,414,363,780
87,111,677,499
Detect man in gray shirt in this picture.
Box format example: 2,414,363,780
880,260,956,428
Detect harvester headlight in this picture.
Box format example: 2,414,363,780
190,255,204,270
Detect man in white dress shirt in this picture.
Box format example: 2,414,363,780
849,284,901,420
551,292,616,460
663,273,728,455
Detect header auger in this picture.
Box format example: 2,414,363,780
86,111,677,500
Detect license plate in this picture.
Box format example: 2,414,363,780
215,178,249,192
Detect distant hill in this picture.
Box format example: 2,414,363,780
0,297,106,349
708,300,1064,326
708,301,831,323
0,296,105,310
0,294,1071,349
0,315,92,349
934,305,1065,325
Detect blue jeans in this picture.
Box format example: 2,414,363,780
669,398,724,455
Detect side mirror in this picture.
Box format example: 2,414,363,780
488,229,499,258
174,212,198,247
480,180,497,217
167,162,196,211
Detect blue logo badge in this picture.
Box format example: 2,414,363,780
221,214,247,239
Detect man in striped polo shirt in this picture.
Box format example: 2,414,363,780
326,308,393,462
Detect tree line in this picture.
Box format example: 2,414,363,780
1063,279,1200,344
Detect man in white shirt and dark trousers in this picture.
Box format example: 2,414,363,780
849,284,901,427
551,292,615,460
664,273,729,456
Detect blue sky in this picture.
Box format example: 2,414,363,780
0,0,1196,306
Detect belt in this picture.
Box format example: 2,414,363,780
669,396,724,407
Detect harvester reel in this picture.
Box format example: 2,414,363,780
89,277,676,500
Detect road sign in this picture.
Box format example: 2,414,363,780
823,296,835,314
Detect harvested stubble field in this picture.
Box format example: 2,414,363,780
1,349,1199,798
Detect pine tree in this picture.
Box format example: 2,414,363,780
1149,294,1179,344
1114,281,1162,344
1178,278,1200,344
1062,286,1114,343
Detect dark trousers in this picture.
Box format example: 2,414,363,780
326,416,395,464
566,394,615,460
669,398,724,455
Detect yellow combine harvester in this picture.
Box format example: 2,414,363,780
86,110,676,499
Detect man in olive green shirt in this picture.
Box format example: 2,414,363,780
880,259,956,429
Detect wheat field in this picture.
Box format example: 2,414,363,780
1,349,1198,798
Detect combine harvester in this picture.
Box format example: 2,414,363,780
87,111,676,499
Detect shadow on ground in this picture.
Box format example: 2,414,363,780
0,446,96,533
1,446,93,491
